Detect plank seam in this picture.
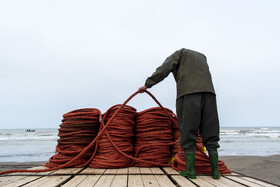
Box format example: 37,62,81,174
160,167,178,186
160,167,197,187
126,173,128,187
56,167,86,186
17,177,43,187
223,176,250,187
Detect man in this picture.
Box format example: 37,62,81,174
138,48,220,179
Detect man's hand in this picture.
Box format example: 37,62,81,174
138,86,147,93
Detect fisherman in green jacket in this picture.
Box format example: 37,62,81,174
139,48,221,179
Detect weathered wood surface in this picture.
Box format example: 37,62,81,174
0,166,278,187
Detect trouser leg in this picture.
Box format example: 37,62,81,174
176,93,201,153
200,93,220,153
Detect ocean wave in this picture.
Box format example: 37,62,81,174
245,134,279,138
38,134,55,136
0,152,55,162
0,128,279,160
0,152,54,158
0,136,58,141
220,128,280,139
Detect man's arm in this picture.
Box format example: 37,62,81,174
144,49,183,89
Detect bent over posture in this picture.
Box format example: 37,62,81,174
139,48,221,179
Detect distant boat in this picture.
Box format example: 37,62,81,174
26,129,35,132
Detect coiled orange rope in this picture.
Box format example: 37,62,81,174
172,135,231,174
0,90,231,175
89,105,136,168
133,107,174,167
0,90,140,175
45,108,100,168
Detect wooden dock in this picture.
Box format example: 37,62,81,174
0,166,278,187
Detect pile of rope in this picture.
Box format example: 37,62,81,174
45,108,101,168
133,107,174,167
89,105,136,168
0,90,231,176
171,135,231,174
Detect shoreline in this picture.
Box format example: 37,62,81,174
0,155,279,185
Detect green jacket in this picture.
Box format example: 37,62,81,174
145,48,215,98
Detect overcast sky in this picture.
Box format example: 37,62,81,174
0,0,279,129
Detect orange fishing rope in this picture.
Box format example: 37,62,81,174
133,107,174,167
0,90,231,175
89,105,136,168
44,108,100,168
172,135,231,174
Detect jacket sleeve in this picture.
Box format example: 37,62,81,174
145,49,183,88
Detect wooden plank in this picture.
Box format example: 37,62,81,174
0,176,31,186
170,175,197,187
218,176,246,187
5,176,41,187
61,175,88,187
199,175,245,187
141,175,160,187
23,176,71,187
223,172,240,176
80,168,105,174
76,175,102,187
154,174,176,187
111,175,127,187
128,167,141,174
231,172,240,175
52,167,83,174
26,166,49,170
104,169,118,174
226,176,264,187
139,167,152,174
116,168,128,174
241,176,278,187
128,175,144,187
150,168,164,174
189,176,216,187
7,166,53,175
61,175,102,187
162,167,179,175
93,174,115,187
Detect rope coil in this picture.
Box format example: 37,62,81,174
0,90,231,176
133,107,174,167
45,108,100,168
89,105,136,168
171,135,231,174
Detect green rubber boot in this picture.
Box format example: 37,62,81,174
180,152,196,179
209,153,221,179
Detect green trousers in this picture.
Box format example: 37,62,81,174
176,92,220,153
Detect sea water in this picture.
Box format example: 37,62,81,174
0,127,279,162
219,127,280,156
0,129,58,162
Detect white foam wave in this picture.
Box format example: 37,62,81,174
220,128,280,138
0,136,58,141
